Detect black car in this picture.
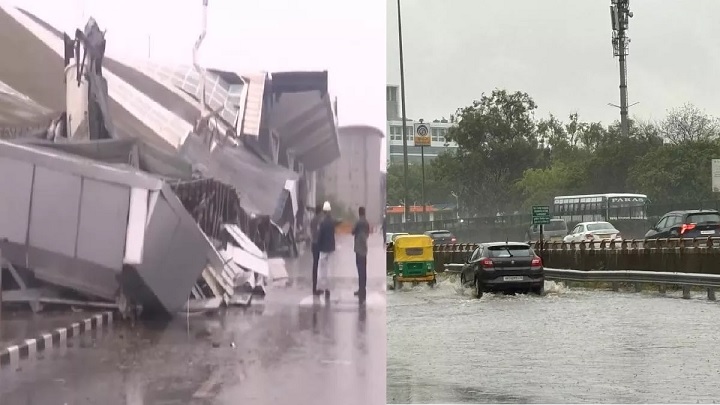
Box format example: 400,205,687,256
423,230,457,244
459,242,545,298
645,210,720,239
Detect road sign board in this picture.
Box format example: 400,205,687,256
414,123,431,147
532,205,551,225
713,159,720,192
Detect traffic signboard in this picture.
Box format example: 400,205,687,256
532,205,551,225
414,123,431,147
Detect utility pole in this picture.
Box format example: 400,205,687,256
397,0,410,224
610,0,633,137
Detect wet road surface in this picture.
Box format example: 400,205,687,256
0,234,386,405
387,274,720,404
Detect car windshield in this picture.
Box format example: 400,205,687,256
686,213,720,224
543,221,566,231
587,222,615,232
487,245,533,258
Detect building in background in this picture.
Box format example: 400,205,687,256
318,125,384,224
385,85,458,165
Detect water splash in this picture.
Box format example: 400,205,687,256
388,274,572,299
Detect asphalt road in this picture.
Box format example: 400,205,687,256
0,233,387,405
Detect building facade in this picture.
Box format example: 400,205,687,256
385,85,458,165
319,125,384,225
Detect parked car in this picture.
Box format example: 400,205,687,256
386,232,409,246
525,218,568,242
459,242,545,298
423,230,457,244
563,221,621,243
645,210,720,239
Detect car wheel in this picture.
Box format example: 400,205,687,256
427,278,436,288
393,278,401,291
531,284,544,296
474,278,484,299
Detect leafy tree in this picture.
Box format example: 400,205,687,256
435,89,543,215
515,161,590,209
385,162,454,206
628,139,720,204
582,120,663,193
659,103,720,145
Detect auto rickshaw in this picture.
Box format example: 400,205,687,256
389,234,436,290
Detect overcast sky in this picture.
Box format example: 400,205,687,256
14,0,386,138
387,0,720,127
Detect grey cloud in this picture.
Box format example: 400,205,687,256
387,0,720,125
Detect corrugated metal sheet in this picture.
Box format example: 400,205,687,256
1,6,193,152
179,135,298,217
0,92,56,138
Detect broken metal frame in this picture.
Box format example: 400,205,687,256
0,258,117,313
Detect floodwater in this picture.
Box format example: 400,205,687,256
387,274,720,404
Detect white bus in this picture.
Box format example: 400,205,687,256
553,193,648,224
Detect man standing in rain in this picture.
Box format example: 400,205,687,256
309,204,323,296
352,206,370,303
316,201,337,301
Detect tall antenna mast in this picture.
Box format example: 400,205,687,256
610,0,633,136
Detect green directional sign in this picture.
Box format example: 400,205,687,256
532,205,551,225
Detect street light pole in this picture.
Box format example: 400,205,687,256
397,0,410,224
451,191,459,219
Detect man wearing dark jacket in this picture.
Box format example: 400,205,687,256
309,204,323,295
352,206,370,303
316,201,337,300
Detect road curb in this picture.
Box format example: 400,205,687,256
0,311,114,369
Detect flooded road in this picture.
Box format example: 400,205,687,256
0,234,386,405
387,274,720,404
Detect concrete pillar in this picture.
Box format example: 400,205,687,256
611,282,619,292
708,288,716,301
658,285,666,294
634,282,642,293
682,285,691,299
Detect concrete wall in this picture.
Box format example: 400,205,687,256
319,125,383,224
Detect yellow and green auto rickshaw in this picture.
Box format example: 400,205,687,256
389,234,436,290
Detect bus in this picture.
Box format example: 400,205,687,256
552,193,648,224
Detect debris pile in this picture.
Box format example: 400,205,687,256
0,14,320,319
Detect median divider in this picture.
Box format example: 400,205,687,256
387,237,720,273
0,311,114,369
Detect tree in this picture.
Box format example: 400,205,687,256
434,89,543,215
514,161,590,209
659,103,720,145
582,120,663,193
514,115,664,209
628,139,720,204
385,162,453,206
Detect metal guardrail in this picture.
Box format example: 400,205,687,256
443,263,720,300
411,237,720,253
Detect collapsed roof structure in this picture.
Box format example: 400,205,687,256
0,4,341,317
